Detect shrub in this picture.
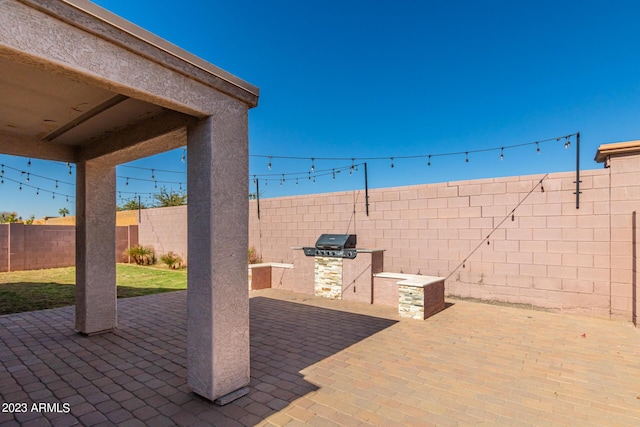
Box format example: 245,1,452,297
160,252,185,269
248,246,262,264
125,245,156,265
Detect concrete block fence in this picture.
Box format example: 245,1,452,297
245,147,640,324
0,224,138,272
111,153,638,323
138,206,187,263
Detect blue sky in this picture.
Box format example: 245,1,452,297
2,0,640,219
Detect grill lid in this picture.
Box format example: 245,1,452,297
315,234,356,250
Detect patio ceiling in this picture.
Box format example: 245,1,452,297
0,49,194,165
0,54,170,147
0,55,163,144
0,0,259,166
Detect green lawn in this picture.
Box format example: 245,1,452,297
0,264,187,315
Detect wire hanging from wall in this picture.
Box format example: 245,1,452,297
445,173,548,281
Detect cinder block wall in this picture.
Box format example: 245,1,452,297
116,225,139,263
0,225,8,271
607,154,640,323
36,210,140,226
248,168,627,320
0,224,138,272
126,159,636,322
22,225,75,270
138,206,188,262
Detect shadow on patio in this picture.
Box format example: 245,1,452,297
0,289,398,426
2,288,640,426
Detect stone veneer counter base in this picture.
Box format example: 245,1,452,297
374,273,446,320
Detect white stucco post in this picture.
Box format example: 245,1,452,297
187,105,250,401
75,159,117,335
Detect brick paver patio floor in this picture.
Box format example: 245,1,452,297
1,288,640,426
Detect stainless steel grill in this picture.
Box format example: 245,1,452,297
303,234,357,259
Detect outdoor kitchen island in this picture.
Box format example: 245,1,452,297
282,234,446,320
299,234,382,303
249,235,445,320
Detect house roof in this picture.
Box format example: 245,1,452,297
595,140,640,163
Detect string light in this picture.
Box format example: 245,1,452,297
13,132,572,198
0,131,574,211
120,164,185,175
117,174,184,187
251,132,577,165
253,163,360,185
0,174,74,201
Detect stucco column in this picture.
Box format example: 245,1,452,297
75,159,117,335
187,106,250,402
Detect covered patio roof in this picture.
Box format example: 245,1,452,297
1,0,259,402
0,0,258,164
